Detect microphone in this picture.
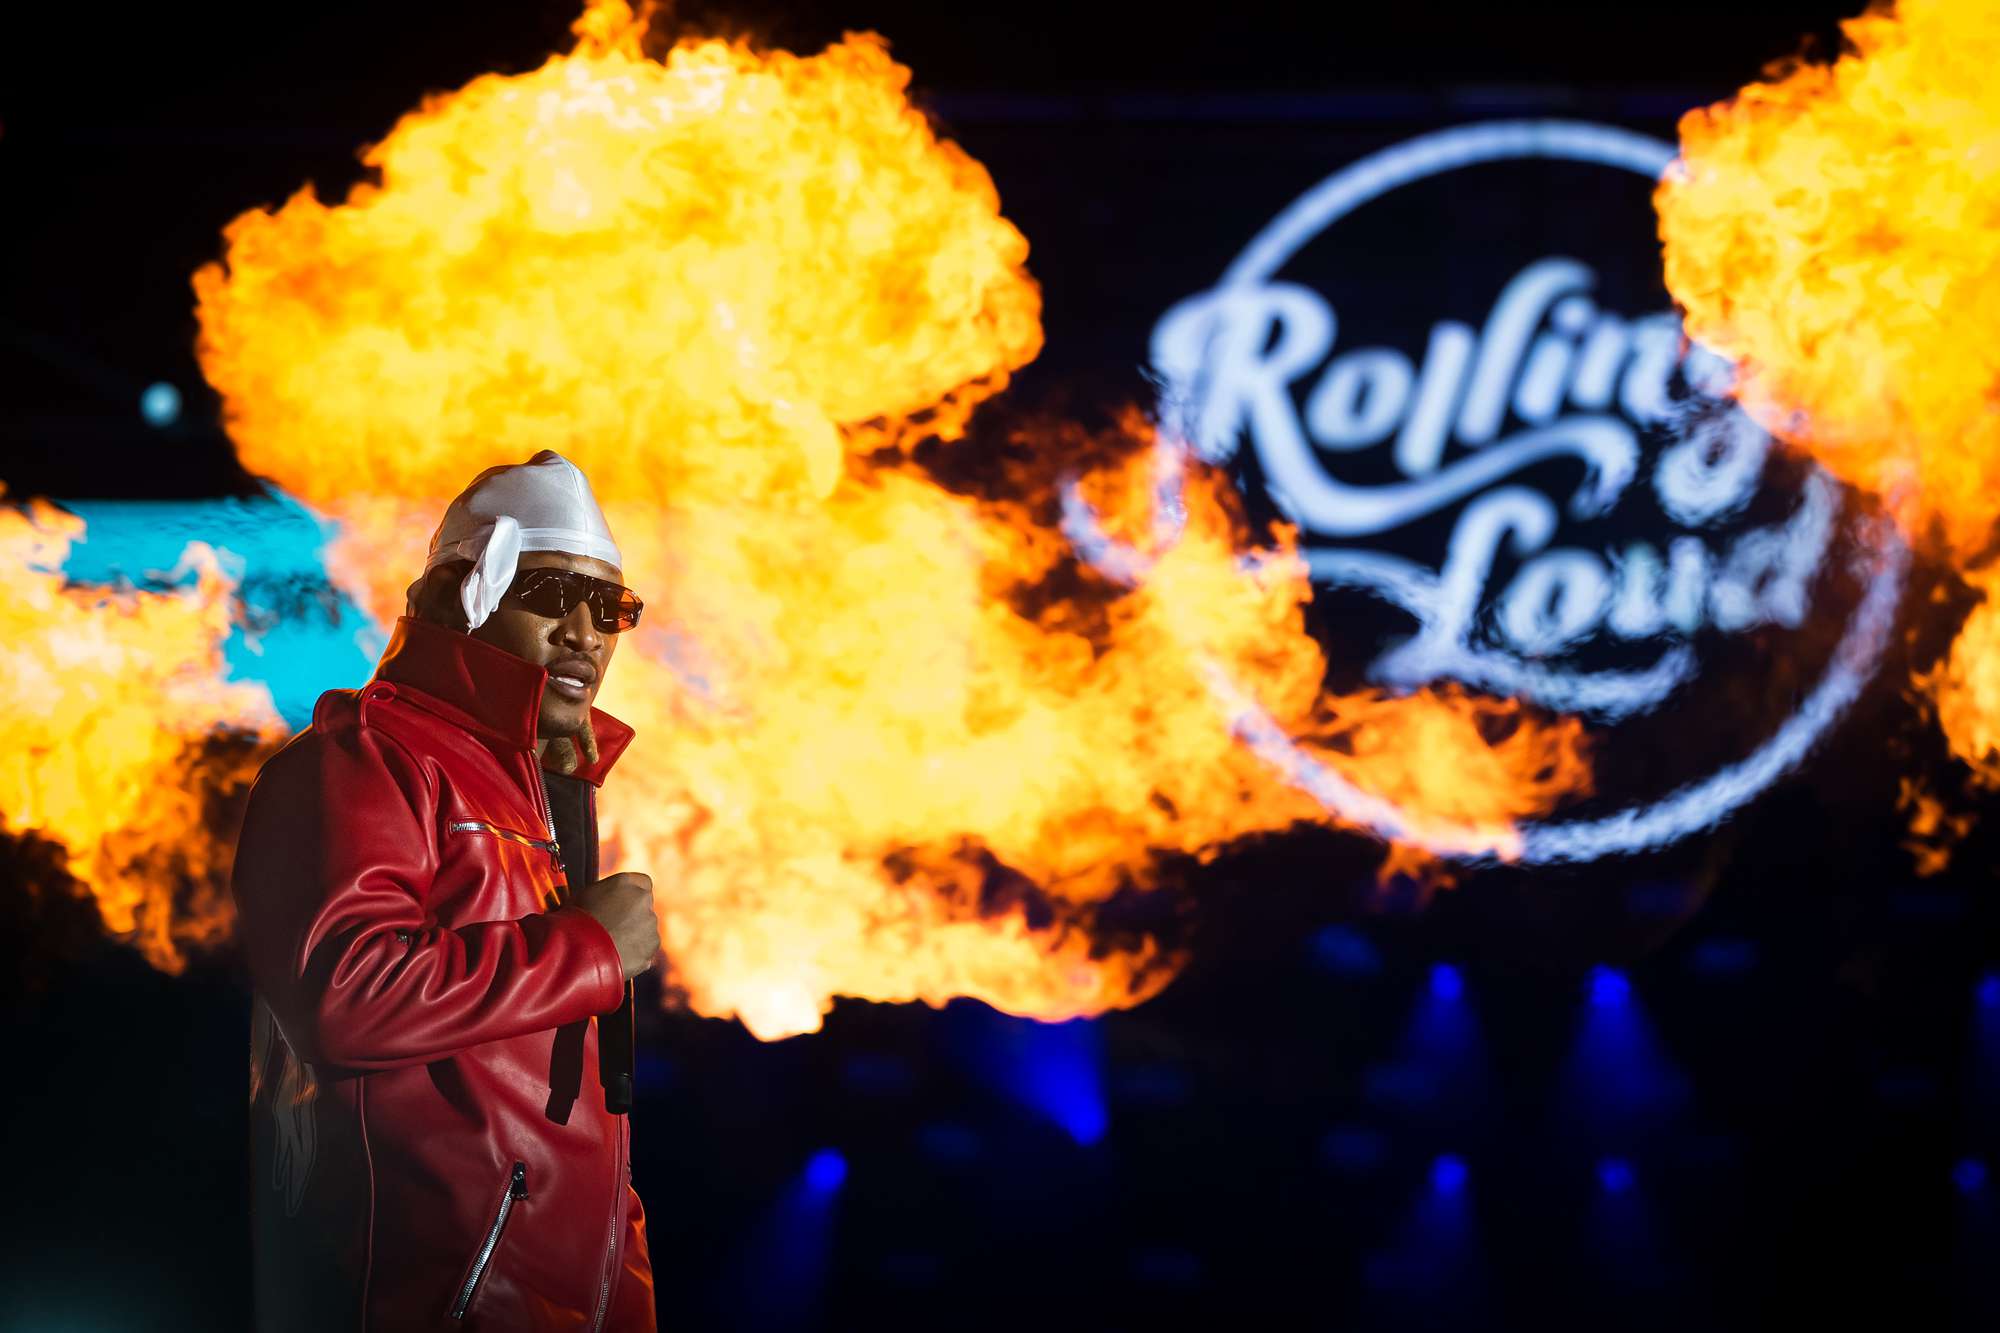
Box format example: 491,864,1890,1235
601,979,636,1114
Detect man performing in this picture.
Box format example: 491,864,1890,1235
233,450,662,1329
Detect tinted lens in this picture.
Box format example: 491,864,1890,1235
593,587,643,633
510,569,642,633
510,570,575,618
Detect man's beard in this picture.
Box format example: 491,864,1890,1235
540,713,600,775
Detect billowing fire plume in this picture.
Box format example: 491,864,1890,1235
0,493,282,968
1658,0,2000,799
144,0,1587,1036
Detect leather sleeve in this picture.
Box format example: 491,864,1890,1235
232,720,627,1071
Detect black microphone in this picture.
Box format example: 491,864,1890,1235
600,979,636,1114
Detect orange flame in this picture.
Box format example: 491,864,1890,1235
1896,776,1974,876
0,493,282,969
185,0,1586,1036
1658,0,2000,813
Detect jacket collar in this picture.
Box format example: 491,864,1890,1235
370,616,635,787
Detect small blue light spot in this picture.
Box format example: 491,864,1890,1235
803,1148,847,1194
1625,879,1697,918
840,1052,915,1097
1976,972,2000,1011
1875,1068,1937,1106
1430,1153,1468,1195
1318,1124,1389,1175
1429,962,1465,1002
1588,965,1632,1009
1362,1062,1436,1107
917,1122,982,1164
140,381,181,428
1597,1157,1636,1194
1952,1158,1988,1195
1308,924,1383,978
1689,937,1758,977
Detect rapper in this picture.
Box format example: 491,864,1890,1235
233,451,662,1329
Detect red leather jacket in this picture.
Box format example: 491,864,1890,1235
234,615,656,1330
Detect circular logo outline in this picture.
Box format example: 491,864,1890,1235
1132,119,1907,864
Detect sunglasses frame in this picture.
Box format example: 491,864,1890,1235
504,567,644,633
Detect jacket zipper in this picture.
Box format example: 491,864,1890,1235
536,766,564,877
451,1160,528,1320
446,819,562,866
588,1119,627,1332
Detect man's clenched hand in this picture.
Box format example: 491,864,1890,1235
573,872,660,980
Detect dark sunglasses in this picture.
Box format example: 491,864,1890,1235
504,568,644,633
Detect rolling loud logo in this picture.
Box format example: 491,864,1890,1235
1144,121,1907,862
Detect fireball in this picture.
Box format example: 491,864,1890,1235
0,0,1592,1037
1658,0,2000,793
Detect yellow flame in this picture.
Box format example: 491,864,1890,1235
189,0,1586,1037
1919,565,2000,785
1660,0,2000,561
0,494,282,968
1659,0,2000,828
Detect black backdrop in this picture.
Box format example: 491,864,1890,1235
5,3,1998,1330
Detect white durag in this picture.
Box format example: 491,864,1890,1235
422,450,623,630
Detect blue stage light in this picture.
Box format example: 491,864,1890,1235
1624,879,1699,919
1309,923,1384,977
1319,1123,1389,1175
803,1148,848,1195
1364,957,1490,1129
840,1052,915,1097
1688,937,1758,977
1596,1157,1636,1194
1587,1154,1664,1287
1560,965,1688,1152
1874,1067,1938,1107
1362,1150,1484,1311
1588,965,1632,1008
944,1003,1109,1146
721,1147,850,1322
1952,1158,1988,1196
1977,972,2000,1011
139,380,181,427
916,1122,982,1164
1975,971,2000,1118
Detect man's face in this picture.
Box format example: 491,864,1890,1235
471,551,625,740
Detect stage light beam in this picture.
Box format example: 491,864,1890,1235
944,1002,1110,1147
803,1148,848,1195
1559,966,1688,1153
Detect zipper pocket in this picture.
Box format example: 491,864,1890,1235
451,1160,528,1320
448,819,562,867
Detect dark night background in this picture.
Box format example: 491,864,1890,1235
4,2,1997,1329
